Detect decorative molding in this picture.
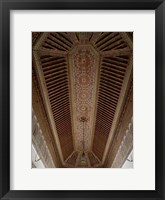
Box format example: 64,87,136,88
111,118,133,168
32,110,55,168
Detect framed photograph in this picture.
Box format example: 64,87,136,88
0,0,164,199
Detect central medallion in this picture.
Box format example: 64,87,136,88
69,45,100,151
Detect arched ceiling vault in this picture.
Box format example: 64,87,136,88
32,32,133,168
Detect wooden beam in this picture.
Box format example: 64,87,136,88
101,47,132,57
34,48,67,58
104,88,133,167
102,55,133,165
32,66,63,167
33,51,65,166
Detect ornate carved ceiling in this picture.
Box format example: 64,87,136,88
32,32,133,168
69,45,99,152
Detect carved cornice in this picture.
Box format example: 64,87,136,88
111,117,133,168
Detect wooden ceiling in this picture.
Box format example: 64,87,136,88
32,32,133,168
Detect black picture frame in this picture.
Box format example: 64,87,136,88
0,0,165,199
